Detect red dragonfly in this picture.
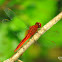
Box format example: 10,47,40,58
3,8,56,51
14,22,41,52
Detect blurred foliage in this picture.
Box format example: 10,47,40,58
0,0,62,62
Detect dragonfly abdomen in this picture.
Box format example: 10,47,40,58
14,33,31,52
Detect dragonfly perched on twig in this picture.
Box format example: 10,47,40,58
14,22,41,52
3,8,57,52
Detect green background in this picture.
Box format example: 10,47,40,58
0,0,62,62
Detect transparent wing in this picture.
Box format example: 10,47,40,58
4,8,16,20
40,29,60,48
4,8,30,28
2,19,9,23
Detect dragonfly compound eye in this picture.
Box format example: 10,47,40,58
35,22,41,28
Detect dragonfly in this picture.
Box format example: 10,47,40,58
3,8,57,52
3,8,42,52
14,22,41,52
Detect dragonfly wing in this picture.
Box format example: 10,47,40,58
2,19,9,23
4,8,16,20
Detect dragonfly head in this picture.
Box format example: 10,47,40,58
35,22,41,28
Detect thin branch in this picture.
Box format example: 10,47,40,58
17,59,23,62
4,12,62,62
